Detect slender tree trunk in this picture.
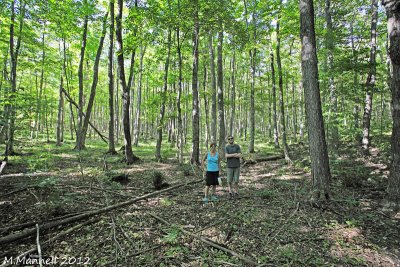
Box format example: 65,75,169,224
249,47,256,153
76,2,88,150
5,0,24,158
230,50,236,136
300,0,331,201
208,34,217,143
115,0,138,164
350,21,360,131
276,15,291,161
361,0,378,154
325,0,339,148
176,23,184,163
270,50,279,148
79,12,108,147
108,0,117,154
133,46,145,146
203,64,210,148
217,28,226,158
155,29,171,161
383,0,400,201
56,76,64,146
191,0,200,165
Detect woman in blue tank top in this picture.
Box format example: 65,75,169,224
201,142,220,203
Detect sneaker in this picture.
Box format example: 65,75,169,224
229,192,233,198
234,192,239,198
203,197,209,203
210,195,218,201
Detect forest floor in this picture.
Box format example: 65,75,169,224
0,138,399,267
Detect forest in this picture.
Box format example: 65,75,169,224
0,0,399,266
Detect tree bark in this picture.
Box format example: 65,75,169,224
361,0,378,154
115,0,139,164
108,0,117,154
299,0,332,201
191,0,200,165
230,50,236,136
325,0,339,148
217,28,226,158
383,0,400,201
133,45,145,146
80,12,109,147
75,1,88,150
176,20,184,164
270,50,279,148
5,0,25,158
155,29,171,161
56,75,64,146
208,35,217,143
276,12,291,162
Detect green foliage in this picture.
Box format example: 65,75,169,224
161,226,181,244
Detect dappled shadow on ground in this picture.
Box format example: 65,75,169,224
0,141,399,266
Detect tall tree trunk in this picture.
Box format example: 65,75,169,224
208,34,217,143
299,0,332,201
133,45,145,146
217,28,226,158
5,0,25,158
56,76,64,146
276,14,291,162
383,0,400,201
203,64,210,148
325,0,339,148
191,0,200,165
115,0,138,164
270,50,279,148
176,22,184,163
230,50,236,136
108,0,117,154
80,12,108,147
350,21,360,131
155,29,171,161
361,0,378,154
249,48,256,153
76,1,88,150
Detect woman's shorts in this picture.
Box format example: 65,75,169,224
205,171,219,186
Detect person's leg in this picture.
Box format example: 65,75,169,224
234,167,240,194
204,185,210,198
227,168,233,196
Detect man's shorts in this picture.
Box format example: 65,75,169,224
227,167,240,183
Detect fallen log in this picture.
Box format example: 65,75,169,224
0,178,203,245
242,155,284,167
150,213,259,266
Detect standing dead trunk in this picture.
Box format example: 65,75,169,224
300,0,332,201
361,0,378,154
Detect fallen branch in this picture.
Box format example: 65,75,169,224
150,213,259,266
1,217,100,267
0,178,203,245
265,202,300,246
